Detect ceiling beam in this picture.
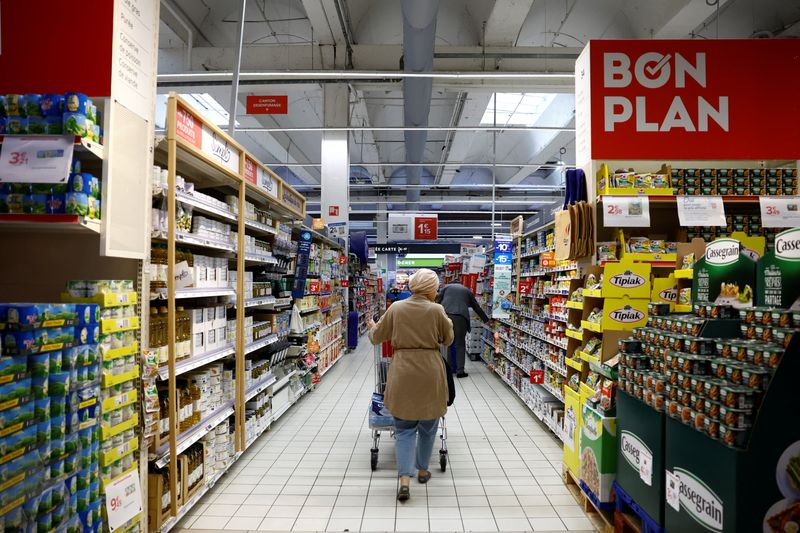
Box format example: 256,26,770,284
301,0,346,45
650,0,735,38
437,92,492,185
483,0,535,46
349,87,383,182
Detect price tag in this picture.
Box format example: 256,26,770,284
519,279,532,295
339,255,347,265
340,280,349,288
639,450,653,486
0,135,75,183
115,393,131,406
677,196,726,227
308,280,320,294
540,252,556,268
414,216,438,240
105,469,143,531
530,369,544,384
665,470,681,511
603,196,651,227
759,196,800,228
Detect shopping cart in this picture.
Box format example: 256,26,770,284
368,342,448,472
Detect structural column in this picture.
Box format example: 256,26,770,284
321,84,350,239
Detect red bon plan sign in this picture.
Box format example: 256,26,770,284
246,95,288,114
414,216,438,240
580,39,800,160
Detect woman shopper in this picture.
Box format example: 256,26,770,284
367,269,454,502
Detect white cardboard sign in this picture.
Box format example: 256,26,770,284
639,450,653,486
0,135,74,183
677,196,726,227
665,470,681,512
759,196,800,228
603,196,651,227
105,469,144,531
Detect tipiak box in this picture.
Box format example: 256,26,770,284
758,227,800,308
691,238,757,308
651,275,678,309
602,297,649,331
603,259,652,299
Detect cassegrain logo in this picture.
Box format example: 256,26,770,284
675,468,723,532
705,239,740,266
775,228,800,261
620,431,648,470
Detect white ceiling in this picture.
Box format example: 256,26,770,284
158,0,800,237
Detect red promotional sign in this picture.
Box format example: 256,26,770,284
540,252,556,268
246,96,288,114
244,158,257,185
329,206,339,216
519,279,533,296
378,278,383,292
308,280,320,294
175,105,202,150
584,40,800,159
414,217,438,240
461,273,478,294
338,255,347,265
530,369,545,384
340,280,349,288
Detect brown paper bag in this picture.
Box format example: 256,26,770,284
554,209,572,261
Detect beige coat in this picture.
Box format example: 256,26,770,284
369,294,454,421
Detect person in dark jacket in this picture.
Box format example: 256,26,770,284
437,282,490,377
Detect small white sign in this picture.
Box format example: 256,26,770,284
603,196,651,227
0,136,74,183
639,451,653,486
563,409,577,452
759,196,800,228
677,196,726,227
174,261,194,289
665,470,681,512
105,469,144,531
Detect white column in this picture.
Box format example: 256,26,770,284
321,84,350,240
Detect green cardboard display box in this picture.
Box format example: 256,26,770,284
580,403,617,506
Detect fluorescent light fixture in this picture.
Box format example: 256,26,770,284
179,93,239,127
157,71,575,82
481,93,557,127
236,125,573,133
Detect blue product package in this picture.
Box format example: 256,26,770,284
6,303,77,330
26,116,46,134
64,433,79,455
50,435,64,459
75,488,89,512
0,116,5,135
62,112,87,137
0,355,28,382
89,175,99,198
49,350,62,374
70,156,81,174
34,396,50,421
5,116,25,134
76,468,89,491
85,344,99,365
32,375,48,399
49,372,70,398
76,304,99,326
38,438,51,465
0,377,31,407
73,324,97,345
63,93,88,114
68,492,77,515
50,415,66,439
40,94,63,117
22,94,42,118
5,94,23,115
52,503,66,528
65,474,77,495
78,427,92,448
50,459,64,479
68,173,89,193
46,192,66,213
45,114,63,134
92,124,100,143
62,346,78,370
80,446,91,469
89,480,99,501
89,104,97,122
37,419,50,445
63,451,79,474
0,399,34,436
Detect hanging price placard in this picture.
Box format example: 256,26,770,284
308,280,320,294
518,279,533,296
0,135,74,183
677,196,726,227
340,279,349,288
414,216,438,240
530,369,544,384
540,252,556,268
759,196,800,228
105,469,143,531
666,470,681,512
603,196,651,227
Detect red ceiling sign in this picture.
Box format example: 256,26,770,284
244,158,258,185
246,95,288,114
414,217,438,240
582,39,800,160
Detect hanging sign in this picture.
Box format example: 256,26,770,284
666,470,681,512
603,196,651,227
340,279,349,288
541,252,556,268
291,231,313,298
759,196,800,228
308,280,320,294
519,278,533,296
339,255,347,265
677,196,726,227
105,469,143,531
244,158,258,185
530,369,544,384
582,39,800,160
414,216,438,240
492,235,513,319
246,95,288,114
257,166,279,198
388,214,439,241
0,136,74,183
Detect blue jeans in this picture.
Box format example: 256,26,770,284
394,418,439,478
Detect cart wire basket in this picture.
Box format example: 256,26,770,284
368,342,448,472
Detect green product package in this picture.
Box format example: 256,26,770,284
691,239,756,307
758,227,800,308
580,403,617,505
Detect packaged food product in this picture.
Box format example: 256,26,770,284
597,242,618,262
719,424,749,448
678,288,691,304
687,338,715,356
741,366,771,391
720,385,755,409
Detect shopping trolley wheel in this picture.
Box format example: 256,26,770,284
439,450,447,472
370,450,378,471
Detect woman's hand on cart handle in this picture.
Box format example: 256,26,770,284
367,317,376,329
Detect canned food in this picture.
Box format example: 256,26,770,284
705,417,720,439
762,345,784,369
670,335,685,351
679,390,692,407
719,424,750,448
720,406,753,429
774,328,797,350
686,319,704,337
720,385,755,409
653,394,665,412
705,378,727,401
645,389,654,406
754,325,773,343
666,399,680,419
690,376,707,396
710,358,728,379
741,324,757,340
619,338,642,353
649,302,671,316
715,339,733,358
741,366,771,391
693,410,706,431
680,405,693,424
705,400,721,419
678,354,709,375
693,302,707,317
679,373,693,390
725,362,745,384
665,384,678,401
653,376,666,394
687,338,715,356
691,394,705,412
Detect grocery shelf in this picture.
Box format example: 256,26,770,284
0,135,104,159
674,269,694,279
581,320,603,333
153,231,236,253
299,306,320,314
153,401,235,468
499,334,568,376
157,344,236,380
674,303,693,313
174,287,235,300
566,300,584,310
320,353,344,377
0,214,101,234
244,334,281,355
245,253,278,265
319,318,343,332
273,297,292,308
271,369,298,393
542,381,565,402
583,288,603,298
492,367,565,442
597,193,762,204
240,295,276,308
244,219,278,236
565,329,583,341
599,259,675,268
245,373,277,401
497,318,568,350
565,357,584,371
171,191,237,223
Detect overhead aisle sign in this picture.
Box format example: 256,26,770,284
388,214,439,241
492,235,513,319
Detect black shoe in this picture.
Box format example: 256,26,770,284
456,372,468,378
397,485,410,501
418,470,431,484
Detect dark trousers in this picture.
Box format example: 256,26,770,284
449,315,469,373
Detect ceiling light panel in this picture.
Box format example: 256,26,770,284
480,93,557,127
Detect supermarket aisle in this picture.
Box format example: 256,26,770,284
176,338,597,532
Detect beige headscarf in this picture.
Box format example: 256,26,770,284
408,268,440,301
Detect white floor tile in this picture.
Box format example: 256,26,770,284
430,517,464,531
257,517,297,531
266,505,302,518
490,506,526,518
331,506,365,519
495,517,534,530
326,517,362,531
236,504,271,517
293,517,330,531
459,507,493,519
203,503,241,517
188,515,229,529
360,517,395,531
224,516,264,530
527,516,567,531
560,516,596,530
213,493,249,505
462,517,498,532
395,518,429,532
